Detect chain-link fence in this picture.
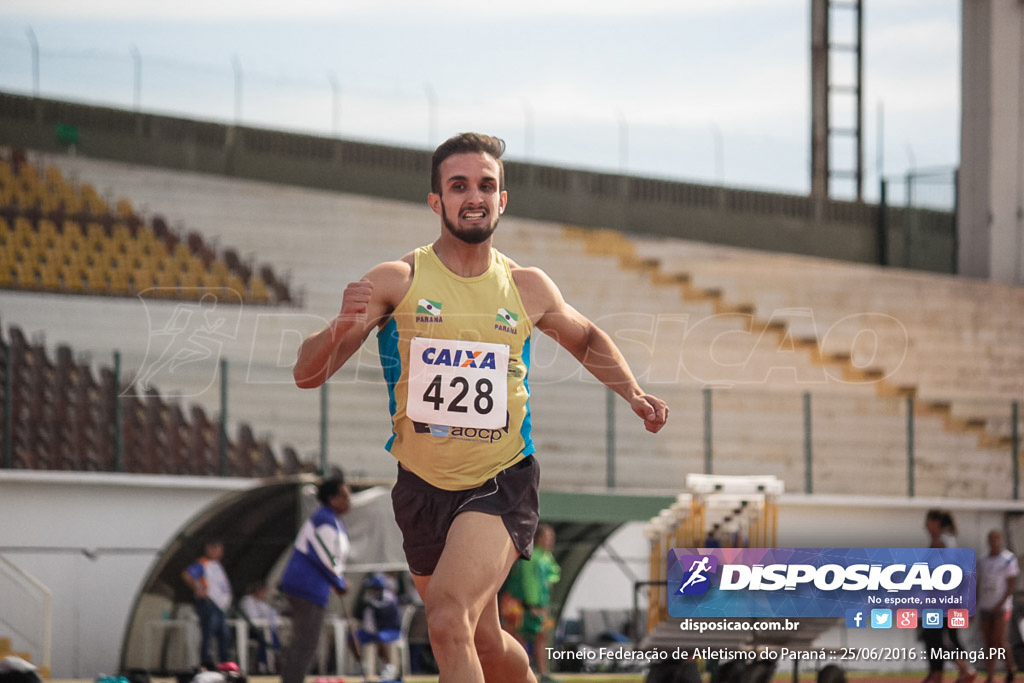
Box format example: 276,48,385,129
878,167,957,272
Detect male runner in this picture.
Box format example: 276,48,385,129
293,132,668,682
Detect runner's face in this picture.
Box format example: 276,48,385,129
430,152,507,245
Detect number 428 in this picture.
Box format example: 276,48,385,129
422,375,494,414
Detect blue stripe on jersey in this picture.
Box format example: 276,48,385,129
377,318,401,452
520,335,535,456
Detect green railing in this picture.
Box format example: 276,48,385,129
2,346,1020,499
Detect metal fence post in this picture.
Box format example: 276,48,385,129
320,382,329,476
1013,401,1020,500
113,351,122,472
907,395,915,497
703,387,713,474
3,343,12,468
606,387,616,489
803,392,813,494
877,178,889,266
219,358,228,476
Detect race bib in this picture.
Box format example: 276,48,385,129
407,337,509,429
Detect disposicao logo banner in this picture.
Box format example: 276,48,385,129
667,547,976,618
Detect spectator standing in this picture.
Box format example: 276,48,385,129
922,509,977,683
278,475,351,683
978,529,1019,683
181,540,233,669
504,524,560,682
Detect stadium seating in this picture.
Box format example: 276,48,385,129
1,149,1021,499
0,320,314,478
0,157,292,305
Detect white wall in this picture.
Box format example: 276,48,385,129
959,0,1024,284
0,471,255,678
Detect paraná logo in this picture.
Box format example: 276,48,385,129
417,299,443,316
495,308,519,328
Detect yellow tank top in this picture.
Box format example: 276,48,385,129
377,245,535,490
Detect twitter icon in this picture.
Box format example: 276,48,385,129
870,609,893,629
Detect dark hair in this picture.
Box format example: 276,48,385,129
926,508,956,534
317,474,346,505
430,132,506,194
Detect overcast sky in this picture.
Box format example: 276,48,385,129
0,0,961,201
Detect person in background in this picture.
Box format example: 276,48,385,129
278,474,351,683
181,539,233,669
356,572,403,681
238,580,282,674
922,509,977,683
516,524,561,683
978,529,1018,683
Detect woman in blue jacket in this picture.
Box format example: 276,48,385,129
279,474,351,683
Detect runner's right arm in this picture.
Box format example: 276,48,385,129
293,260,410,388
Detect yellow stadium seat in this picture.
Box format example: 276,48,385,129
210,261,230,280
62,234,84,257
16,161,38,182
40,192,63,215
129,267,156,292
13,216,33,236
201,269,226,289
116,198,134,219
37,225,59,252
43,165,64,187
60,264,85,292
62,190,83,216
171,242,191,262
80,182,108,215
30,245,50,268
112,222,132,242
13,261,35,288
16,187,39,211
84,265,108,293
38,218,58,239
224,273,246,299
62,220,84,242
145,240,169,261
249,275,270,303
85,222,106,245
136,225,156,245
108,269,131,295
39,263,60,291
155,269,178,289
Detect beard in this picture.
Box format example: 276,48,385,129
441,203,499,245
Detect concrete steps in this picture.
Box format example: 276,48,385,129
4,151,1019,498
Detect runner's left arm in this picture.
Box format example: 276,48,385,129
522,266,668,433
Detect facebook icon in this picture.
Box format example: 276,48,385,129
846,609,866,628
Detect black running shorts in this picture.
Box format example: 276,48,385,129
390,456,540,576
